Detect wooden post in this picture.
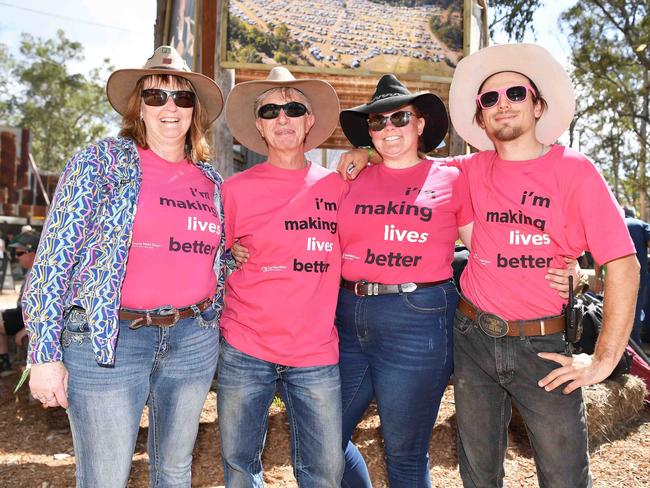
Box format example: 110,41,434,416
210,0,235,177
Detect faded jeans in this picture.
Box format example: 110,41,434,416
217,338,344,488
336,281,458,487
63,307,219,488
453,306,592,488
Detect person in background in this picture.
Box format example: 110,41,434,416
0,230,39,373
621,206,650,345
22,46,226,487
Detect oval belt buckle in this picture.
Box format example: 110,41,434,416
478,312,509,338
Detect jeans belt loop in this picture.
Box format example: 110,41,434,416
518,320,526,340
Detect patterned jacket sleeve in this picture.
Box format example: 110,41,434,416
22,143,102,363
213,171,227,322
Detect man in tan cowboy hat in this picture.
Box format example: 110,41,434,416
217,66,346,487
447,43,638,487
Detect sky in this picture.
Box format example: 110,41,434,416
0,0,579,78
0,0,157,74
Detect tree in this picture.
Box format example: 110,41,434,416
561,0,649,214
489,0,544,42
0,30,116,172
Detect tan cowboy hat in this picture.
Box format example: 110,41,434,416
449,43,575,151
106,45,224,123
225,67,339,155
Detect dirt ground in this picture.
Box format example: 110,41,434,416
1,372,649,488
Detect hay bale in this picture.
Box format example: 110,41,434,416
583,374,646,444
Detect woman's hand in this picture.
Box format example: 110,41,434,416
231,240,250,268
29,361,69,409
546,256,581,299
336,148,371,181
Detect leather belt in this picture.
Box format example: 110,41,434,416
458,296,564,337
119,297,212,329
341,278,452,297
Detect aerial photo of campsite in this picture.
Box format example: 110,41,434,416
226,0,463,77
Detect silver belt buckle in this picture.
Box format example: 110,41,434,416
157,305,181,327
478,312,509,338
353,280,368,296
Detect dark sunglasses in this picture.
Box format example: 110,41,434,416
476,84,536,109
257,102,309,119
14,251,29,257
141,89,195,108
367,110,415,132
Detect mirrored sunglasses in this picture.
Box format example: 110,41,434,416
257,102,309,119
367,110,414,132
476,84,536,109
141,89,195,108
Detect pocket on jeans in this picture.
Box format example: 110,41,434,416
453,309,474,335
524,332,568,355
61,308,91,347
401,287,446,313
201,306,218,322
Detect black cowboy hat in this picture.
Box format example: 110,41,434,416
339,74,448,153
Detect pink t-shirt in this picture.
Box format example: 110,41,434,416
120,148,220,309
459,145,634,320
221,162,348,367
338,159,472,283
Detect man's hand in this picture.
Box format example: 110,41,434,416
29,361,69,408
231,240,250,268
336,149,370,181
545,256,580,299
537,352,615,394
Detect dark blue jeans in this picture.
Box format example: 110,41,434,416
453,306,592,488
336,281,458,487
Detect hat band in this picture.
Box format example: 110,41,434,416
143,65,191,72
370,92,408,103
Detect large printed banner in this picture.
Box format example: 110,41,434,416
167,0,199,70
221,0,467,80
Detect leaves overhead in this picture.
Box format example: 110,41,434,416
561,0,649,202
489,0,544,42
0,30,116,172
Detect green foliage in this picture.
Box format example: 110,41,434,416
429,4,463,51
0,30,116,172
561,0,649,204
489,0,544,42
227,16,306,66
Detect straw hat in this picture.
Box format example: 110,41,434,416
339,74,448,152
106,45,224,123
449,43,575,151
225,67,339,155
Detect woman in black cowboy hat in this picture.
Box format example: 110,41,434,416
335,75,473,487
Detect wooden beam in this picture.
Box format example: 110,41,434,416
201,0,217,77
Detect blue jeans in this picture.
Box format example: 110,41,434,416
336,281,458,487
217,338,344,488
63,307,219,488
453,306,592,488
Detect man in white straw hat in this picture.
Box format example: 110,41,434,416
217,66,346,487
446,44,638,487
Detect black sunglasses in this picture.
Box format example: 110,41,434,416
14,250,29,257
258,102,309,119
367,110,415,132
142,89,195,108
